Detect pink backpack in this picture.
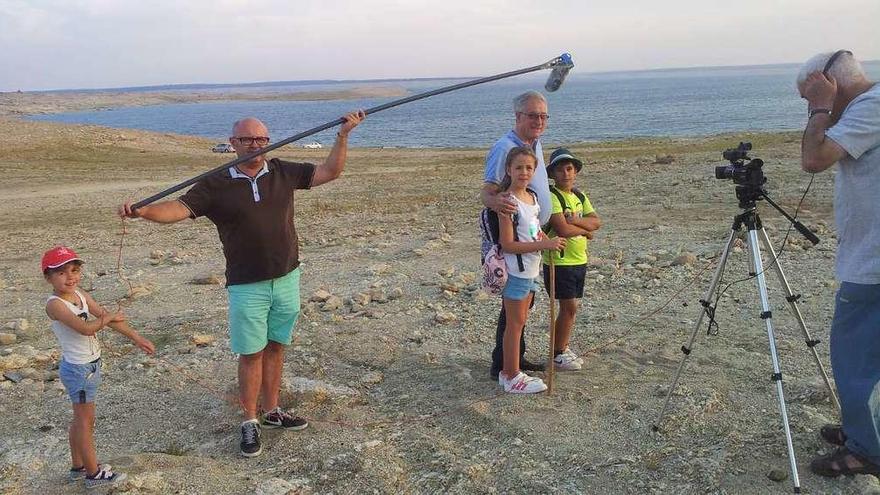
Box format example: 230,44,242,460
481,244,508,295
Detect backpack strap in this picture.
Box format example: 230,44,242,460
511,213,525,272
572,187,586,207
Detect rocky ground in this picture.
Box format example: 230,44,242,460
0,112,877,494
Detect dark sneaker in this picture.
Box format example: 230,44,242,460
240,419,262,457
521,359,546,372
261,407,308,431
69,464,110,482
84,466,127,490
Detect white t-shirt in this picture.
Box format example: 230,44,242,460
504,193,543,278
47,290,101,364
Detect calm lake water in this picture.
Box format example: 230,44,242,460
30,62,880,148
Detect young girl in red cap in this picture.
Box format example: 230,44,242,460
42,246,155,490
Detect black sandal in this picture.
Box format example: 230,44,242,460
820,424,847,446
810,447,880,478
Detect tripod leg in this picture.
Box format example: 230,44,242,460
746,228,802,492
653,229,738,431
757,227,840,412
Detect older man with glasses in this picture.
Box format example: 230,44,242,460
481,91,553,381
120,110,365,458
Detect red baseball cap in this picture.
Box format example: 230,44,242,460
41,246,83,272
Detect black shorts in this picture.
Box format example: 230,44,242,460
542,264,587,300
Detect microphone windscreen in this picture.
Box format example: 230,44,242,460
545,65,571,92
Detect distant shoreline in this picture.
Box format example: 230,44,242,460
0,86,409,118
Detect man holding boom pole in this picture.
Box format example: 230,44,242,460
119,110,365,457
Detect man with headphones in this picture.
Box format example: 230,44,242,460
797,50,880,478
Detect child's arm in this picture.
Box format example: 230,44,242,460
568,212,602,232
499,214,565,254
548,213,592,238
45,299,120,337
81,292,155,355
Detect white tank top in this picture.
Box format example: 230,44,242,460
47,290,101,364
503,193,542,278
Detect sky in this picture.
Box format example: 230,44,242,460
1,0,878,92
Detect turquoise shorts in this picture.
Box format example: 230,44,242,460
227,267,301,355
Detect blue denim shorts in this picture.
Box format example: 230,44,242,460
59,358,102,404
502,275,538,301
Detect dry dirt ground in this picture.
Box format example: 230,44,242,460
0,113,877,494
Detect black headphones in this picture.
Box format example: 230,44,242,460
823,50,852,76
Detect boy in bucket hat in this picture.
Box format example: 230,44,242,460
541,148,602,370
42,246,155,490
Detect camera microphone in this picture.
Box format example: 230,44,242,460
545,53,574,92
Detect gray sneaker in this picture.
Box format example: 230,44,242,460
240,419,262,457
84,465,127,490
69,464,110,482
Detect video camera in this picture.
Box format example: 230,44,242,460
714,142,766,188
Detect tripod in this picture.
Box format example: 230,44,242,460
653,184,840,494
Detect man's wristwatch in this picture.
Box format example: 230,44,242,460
809,108,831,118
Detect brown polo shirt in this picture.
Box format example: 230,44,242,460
179,158,316,286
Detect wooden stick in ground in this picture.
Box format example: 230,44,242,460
547,255,557,394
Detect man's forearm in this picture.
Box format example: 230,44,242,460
324,133,348,179
481,183,499,209
137,200,191,223
801,114,837,173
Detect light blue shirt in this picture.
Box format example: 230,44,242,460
826,83,880,284
483,130,551,225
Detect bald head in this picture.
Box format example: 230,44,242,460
229,117,271,168
232,117,269,138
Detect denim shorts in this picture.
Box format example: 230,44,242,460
227,267,301,355
502,275,538,301
59,358,102,404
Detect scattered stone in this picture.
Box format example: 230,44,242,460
434,311,457,324
0,333,16,345
127,472,168,492
440,282,461,293
767,469,788,482
5,319,29,334
321,296,344,312
190,275,223,285
127,286,152,300
3,371,23,383
310,289,332,303
671,252,697,266
438,267,455,278
283,376,359,400
368,288,388,304
190,334,216,346
0,354,28,371
256,478,299,495
361,371,384,385
352,292,371,306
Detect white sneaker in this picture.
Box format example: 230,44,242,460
554,351,583,371
562,347,584,366
499,371,547,394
